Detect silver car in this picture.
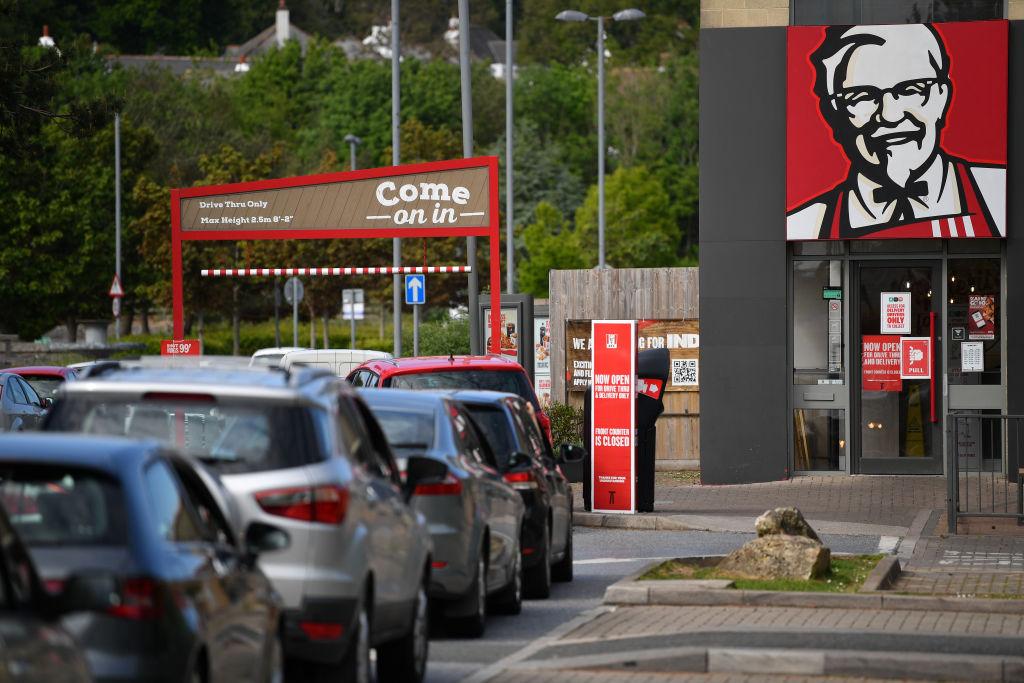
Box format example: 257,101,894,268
43,364,439,683
361,389,526,637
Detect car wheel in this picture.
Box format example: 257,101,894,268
490,545,522,615
376,576,429,683
338,599,371,683
552,516,574,583
450,553,487,638
523,524,551,599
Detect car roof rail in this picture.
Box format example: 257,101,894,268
78,360,124,379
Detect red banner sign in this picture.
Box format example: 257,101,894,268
591,321,636,514
900,337,932,380
862,335,902,392
161,339,201,356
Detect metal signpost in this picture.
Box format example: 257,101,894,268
108,274,124,336
343,288,365,348
284,276,303,347
405,274,425,355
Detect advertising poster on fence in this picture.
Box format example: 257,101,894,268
861,335,902,391
566,319,698,394
591,320,636,514
533,317,551,408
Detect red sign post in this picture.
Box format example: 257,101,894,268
590,320,636,514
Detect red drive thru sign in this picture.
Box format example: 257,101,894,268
900,337,932,380
591,320,636,514
862,335,902,392
161,340,201,356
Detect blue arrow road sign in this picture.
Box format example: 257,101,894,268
405,274,425,305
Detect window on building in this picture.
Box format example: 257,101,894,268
793,260,844,385
792,0,1003,25
947,258,1001,387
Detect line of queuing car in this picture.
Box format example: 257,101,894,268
0,353,582,682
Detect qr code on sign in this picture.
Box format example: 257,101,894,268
671,359,698,387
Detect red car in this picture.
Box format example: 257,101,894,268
348,355,553,443
3,366,78,402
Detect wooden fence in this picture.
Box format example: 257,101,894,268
549,268,699,469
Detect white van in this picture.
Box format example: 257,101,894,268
280,349,392,377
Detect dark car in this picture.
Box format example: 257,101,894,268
0,433,286,683
0,489,92,682
348,355,553,444
0,372,48,431
450,391,579,597
3,365,78,402
360,389,525,638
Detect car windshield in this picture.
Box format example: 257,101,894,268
462,404,516,469
250,354,284,366
390,370,535,406
0,466,126,547
19,376,63,400
369,407,435,452
46,398,319,474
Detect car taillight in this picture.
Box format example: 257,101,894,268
503,470,538,490
107,578,160,620
255,485,349,525
300,621,343,640
414,474,462,496
538,411,553,444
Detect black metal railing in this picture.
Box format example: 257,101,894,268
946,413,1023,534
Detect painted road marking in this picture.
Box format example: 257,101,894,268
877,536,900,554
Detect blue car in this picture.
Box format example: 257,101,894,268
0,433,286,683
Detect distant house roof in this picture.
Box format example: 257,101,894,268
224,22,312,59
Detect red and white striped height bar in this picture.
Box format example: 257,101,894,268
201,266,472,277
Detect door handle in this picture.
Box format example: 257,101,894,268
929,311,937,424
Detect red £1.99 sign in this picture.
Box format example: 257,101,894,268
590,320,636,514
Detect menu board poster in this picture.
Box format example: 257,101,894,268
565,319,699,394
484,307,519,356
968,294,996,340
533,317,551,376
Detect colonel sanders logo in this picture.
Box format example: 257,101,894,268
787,22,1007,240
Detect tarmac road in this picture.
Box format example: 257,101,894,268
423,526,886,683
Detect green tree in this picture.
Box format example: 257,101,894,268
573,165,680,269
518,202,584,297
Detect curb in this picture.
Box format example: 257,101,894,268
505,645,1024,682
859,555,902,592
573,511,694,531
604,564,1024,614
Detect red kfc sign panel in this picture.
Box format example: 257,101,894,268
787,21,1007,240
591,321,636,514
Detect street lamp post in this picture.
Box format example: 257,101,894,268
344,134,362,171
555,8,645,270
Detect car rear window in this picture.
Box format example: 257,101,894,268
0,466,126,546
389,370,537,407
18,375,63,400
461,404,516,469
46,398,322,474
369,407,435,453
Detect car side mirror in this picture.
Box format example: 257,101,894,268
43,397,53,409
403,455,448,501
243,522,290,566
559,444,585,463
53,571,118,616
507,451,531,471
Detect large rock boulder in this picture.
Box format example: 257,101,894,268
755,507,821,543
717,535,831,580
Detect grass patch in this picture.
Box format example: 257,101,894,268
658,469,701,485
641,554,884,593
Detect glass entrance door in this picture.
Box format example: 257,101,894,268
855,262,942,474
